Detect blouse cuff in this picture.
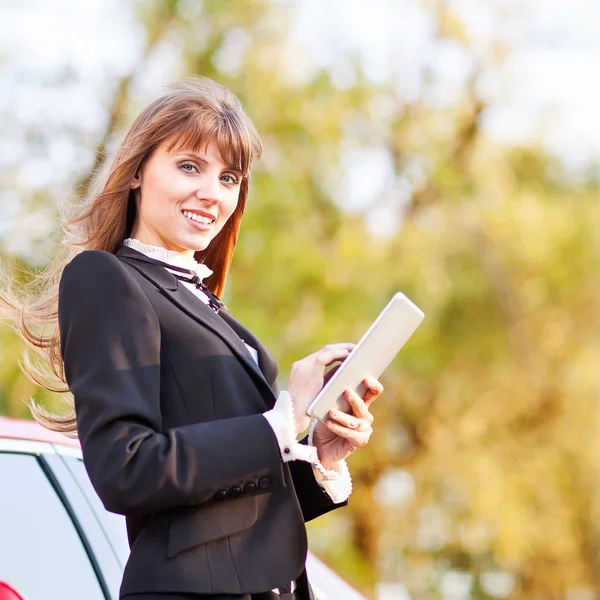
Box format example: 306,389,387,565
262,391,319,464
307,419,353,504
263,391,353,504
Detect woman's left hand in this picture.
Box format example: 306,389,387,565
311,377,383,470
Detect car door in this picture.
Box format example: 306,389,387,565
1,436,366,600
0,439,111,600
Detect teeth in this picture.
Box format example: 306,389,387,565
183,210,214,224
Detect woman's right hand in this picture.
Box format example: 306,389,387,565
286,343,355,434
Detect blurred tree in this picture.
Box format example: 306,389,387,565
0,1,598,599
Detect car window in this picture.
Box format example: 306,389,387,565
42,453,124,599
59,456,131,567
0,452,105,600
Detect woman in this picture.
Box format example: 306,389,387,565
2,76,383,599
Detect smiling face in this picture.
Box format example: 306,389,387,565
129,136,244,256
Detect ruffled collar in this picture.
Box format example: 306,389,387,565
122,238,213,282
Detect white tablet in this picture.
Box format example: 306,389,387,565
307,292,424,423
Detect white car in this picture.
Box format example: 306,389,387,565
0,417,365,600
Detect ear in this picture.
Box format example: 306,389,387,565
130,169,142,190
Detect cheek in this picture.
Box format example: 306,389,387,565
142,172,186,215
148,161,187,194
223,191,241,220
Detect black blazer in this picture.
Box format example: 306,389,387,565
57,245,346,597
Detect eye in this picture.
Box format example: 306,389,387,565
178,161,199,173
221,173,240,186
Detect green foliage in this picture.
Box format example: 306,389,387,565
1,2,598,599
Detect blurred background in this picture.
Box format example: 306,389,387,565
1,0,599,598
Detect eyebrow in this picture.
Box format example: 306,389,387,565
176,152,244,176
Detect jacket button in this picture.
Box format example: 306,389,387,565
257,477,270,490
243,482,256,494
229,486,243,498
215,489,228,501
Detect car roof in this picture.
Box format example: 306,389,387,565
0,416,80,448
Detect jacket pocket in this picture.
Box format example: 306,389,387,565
167,496,258,558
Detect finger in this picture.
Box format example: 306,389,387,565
344,388,373,422
315,344,355,368
333,342,356,351
322,342,356,354
328,408,364,430
325,419,372,447
362,377,384,406
323,349,358,385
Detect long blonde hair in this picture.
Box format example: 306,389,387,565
0,76,262,436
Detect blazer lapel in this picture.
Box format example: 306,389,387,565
218,310,279,388
115,246,275,401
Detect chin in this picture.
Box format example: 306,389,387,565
179,236,213,253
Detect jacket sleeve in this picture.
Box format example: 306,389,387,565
58,250,285,518
288,437,348,522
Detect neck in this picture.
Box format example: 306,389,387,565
122,238,213,281
128,229,195,259
122,238,194,262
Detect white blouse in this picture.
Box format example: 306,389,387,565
122,238,352,503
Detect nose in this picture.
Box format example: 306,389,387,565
195,174,222,205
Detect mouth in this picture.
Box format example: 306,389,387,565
182,209,216,227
